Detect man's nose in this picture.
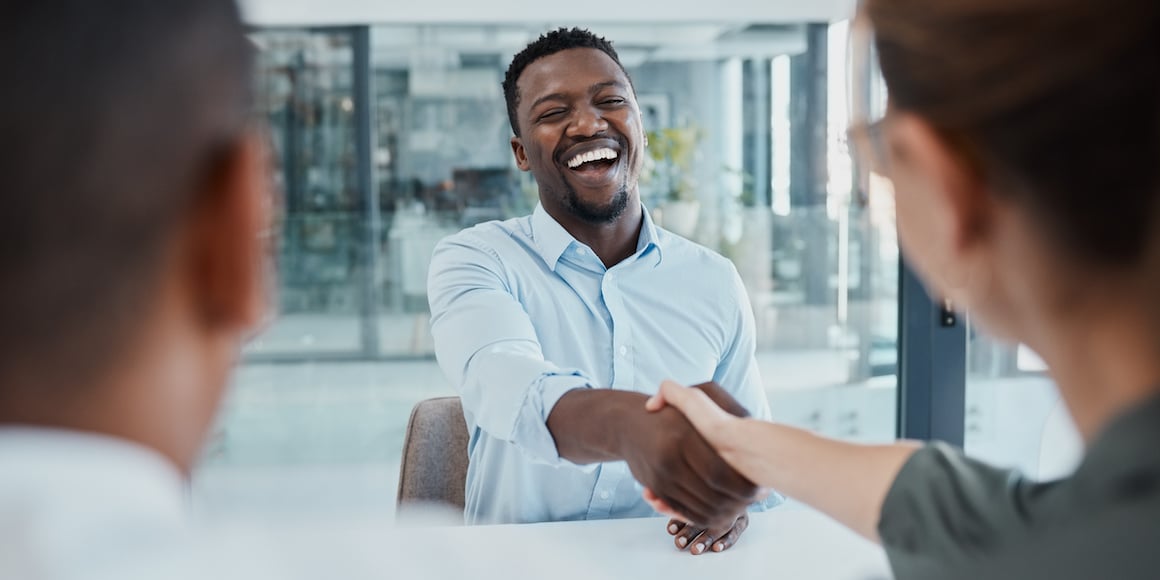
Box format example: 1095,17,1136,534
566,104,609,138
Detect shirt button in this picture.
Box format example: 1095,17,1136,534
619,345,629,357
600,491,611,500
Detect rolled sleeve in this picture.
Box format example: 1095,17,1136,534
713,263,781,511
428,233,594,467
711,263,771,422
466,341,594,467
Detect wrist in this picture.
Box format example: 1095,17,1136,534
548,388,650,463
597,390,651,460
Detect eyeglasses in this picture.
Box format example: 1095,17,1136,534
845,8,893,191
848,117,891,181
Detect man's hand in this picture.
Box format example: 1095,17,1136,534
686,381,753,418
617,382,758,530
664,513,749,555
544,382,758,530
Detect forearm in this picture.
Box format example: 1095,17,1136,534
721,420,920,542
546,388,649,464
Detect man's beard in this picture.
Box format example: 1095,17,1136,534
559,180,631,224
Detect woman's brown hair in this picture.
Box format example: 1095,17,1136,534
866,0,1160,266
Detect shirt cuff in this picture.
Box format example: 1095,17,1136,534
511,371,596,469
749,489,787,513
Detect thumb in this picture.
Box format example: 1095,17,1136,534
657,380,734,437
644,379,680,412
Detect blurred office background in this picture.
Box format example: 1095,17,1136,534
192,0,1078,521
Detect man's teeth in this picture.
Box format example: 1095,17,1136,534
566,148,619,169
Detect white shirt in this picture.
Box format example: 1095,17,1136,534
0,427,592,580
0,427,286,580
428,205,778,524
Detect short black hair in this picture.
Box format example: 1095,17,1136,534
0,0,253,390
503,27,628,136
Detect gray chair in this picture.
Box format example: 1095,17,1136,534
396,396,470,516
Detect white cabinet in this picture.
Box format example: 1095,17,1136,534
964,376,1080,479
768,380,896,444
827,382,896,444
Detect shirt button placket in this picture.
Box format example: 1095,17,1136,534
590,269,624,519
587,478,617,519
603,271,618,389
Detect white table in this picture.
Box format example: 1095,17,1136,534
469,506,891,579
274,505,893,579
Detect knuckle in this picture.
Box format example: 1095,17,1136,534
657,455,683,477
729,503,750,520
697,511,720,528
706,511,732,530
705,456,730,479
718,467,756,494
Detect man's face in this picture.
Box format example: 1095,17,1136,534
510,48,646,224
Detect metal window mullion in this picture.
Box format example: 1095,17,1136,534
353,26,382,357
897,260,966,445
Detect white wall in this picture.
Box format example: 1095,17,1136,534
241,0,854,27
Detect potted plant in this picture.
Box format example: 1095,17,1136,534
645,126,702,238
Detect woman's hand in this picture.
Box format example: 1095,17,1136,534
645,380,739,437
644,380,767,487
645,379,921,543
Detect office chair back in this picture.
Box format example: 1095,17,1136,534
397,396,469,516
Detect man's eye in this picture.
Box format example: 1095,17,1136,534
601,98,626,106
539,109,566,120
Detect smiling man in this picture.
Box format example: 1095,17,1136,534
428,28,779,554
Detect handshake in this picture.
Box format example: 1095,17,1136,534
548,380,768,555
632,381,762,555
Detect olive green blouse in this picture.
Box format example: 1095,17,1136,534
879,393,1160,579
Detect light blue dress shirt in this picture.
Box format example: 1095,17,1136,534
428,204,779,525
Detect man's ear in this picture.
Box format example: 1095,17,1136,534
511,136,531,172
186,130,273,334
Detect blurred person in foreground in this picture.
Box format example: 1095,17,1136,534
645,0,1160,577
0,1,275,576
0,2,580,579
427,27,777,554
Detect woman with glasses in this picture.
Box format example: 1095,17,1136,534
644,0,1160,577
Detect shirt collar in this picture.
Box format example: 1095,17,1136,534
531,204,575,271
531,203,665,271
637,205,665,266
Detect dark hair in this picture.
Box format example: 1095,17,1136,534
502,27,627,136
0,0,253,388
867,0,1160,265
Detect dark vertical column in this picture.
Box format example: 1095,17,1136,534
743,59,772,207
284,51,304,215
791,23,830,305
897,262,967,444
353,26,381,357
